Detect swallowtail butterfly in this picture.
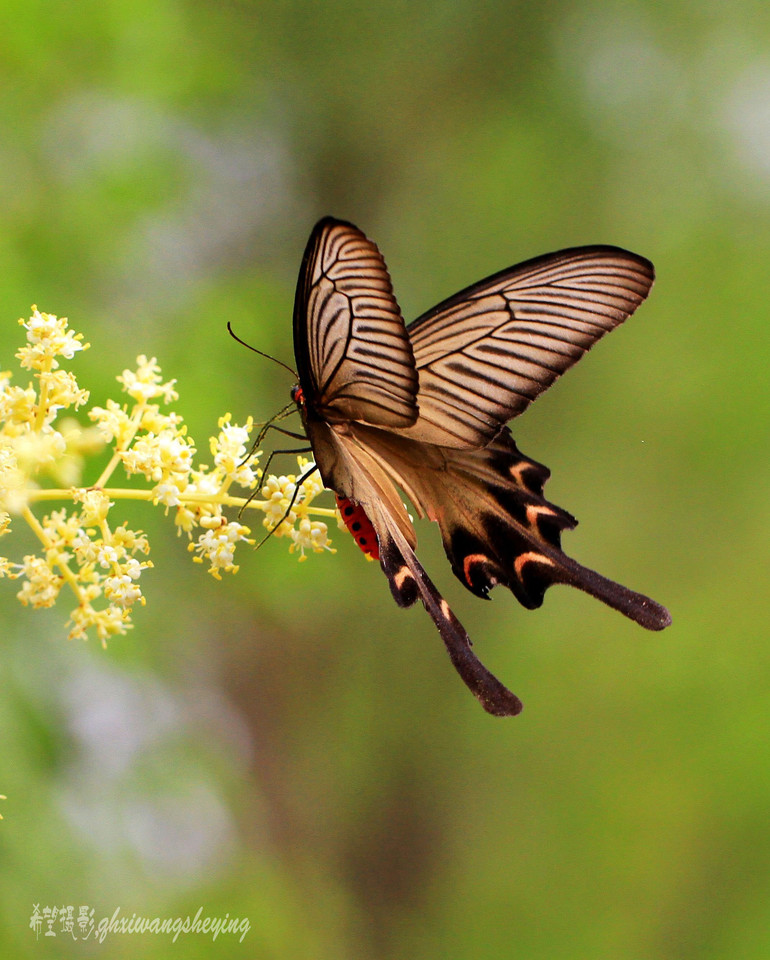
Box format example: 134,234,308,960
288,218,670,716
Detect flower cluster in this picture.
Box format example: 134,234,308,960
0,309,337,642
260,462,337,560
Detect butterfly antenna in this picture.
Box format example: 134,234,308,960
227,322,298,379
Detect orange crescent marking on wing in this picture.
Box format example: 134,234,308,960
525,503,556,528
508,462,530,485
393,566,414,590
463,553,489,586
514,551,556,579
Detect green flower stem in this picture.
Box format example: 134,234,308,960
23,487,339,517
21,504,85,603
92,403,145,489
33,374,50,432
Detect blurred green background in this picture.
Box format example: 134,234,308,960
1,1,768,957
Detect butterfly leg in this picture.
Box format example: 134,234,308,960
242,401,303,467
252,462,319,549
258,445,314,486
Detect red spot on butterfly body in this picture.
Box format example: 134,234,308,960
335,494,380,560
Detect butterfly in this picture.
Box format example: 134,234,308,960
288,217,671,716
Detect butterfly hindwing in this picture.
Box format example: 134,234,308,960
424,432,671,630
346,421,671,631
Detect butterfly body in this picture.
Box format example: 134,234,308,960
290,217,671,716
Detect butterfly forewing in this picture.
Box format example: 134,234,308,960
293,217,418,427
404,246,655,447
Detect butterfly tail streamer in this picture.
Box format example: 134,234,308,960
373,504,524,717
543,552,672,631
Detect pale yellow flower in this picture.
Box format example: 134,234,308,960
190,518,254,579
117,355,177,404
290,517,335,559
261,474,299,533
89,398,135,445
0,384,38,434
211,413,258,488
15,555,63,608
1,308,338,643
16,307,87,371
73,488,112,525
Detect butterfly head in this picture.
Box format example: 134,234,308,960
291,385,305,408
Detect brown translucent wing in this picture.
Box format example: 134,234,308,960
293,217,418,427
304,414,522,716
404,246,655,447
348,422,672,632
